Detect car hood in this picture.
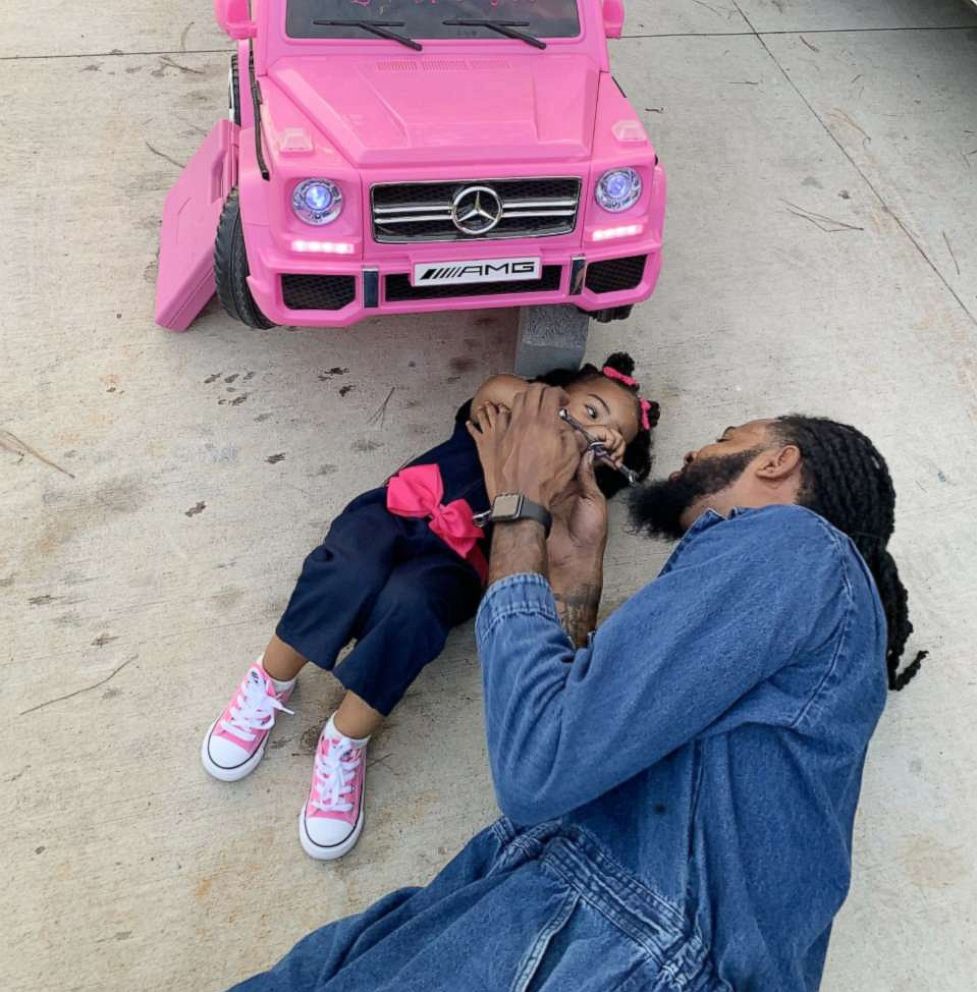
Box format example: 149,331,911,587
268,54,599,167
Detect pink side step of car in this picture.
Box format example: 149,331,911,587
155,0,666,371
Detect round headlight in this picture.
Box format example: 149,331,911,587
595,168,642,213
292,179,343,225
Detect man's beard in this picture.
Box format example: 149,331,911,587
628,448,764,540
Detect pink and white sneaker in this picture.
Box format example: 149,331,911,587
201,663,294,782
299,717,368,860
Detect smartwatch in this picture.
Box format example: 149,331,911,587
475,493,552,537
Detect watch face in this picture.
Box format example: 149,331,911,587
493,493,522,518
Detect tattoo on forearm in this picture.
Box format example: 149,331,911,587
553,584,601,648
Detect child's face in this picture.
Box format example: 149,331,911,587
564,378,641,461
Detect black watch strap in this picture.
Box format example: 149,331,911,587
482,493,552,537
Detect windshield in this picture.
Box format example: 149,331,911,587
285,0,580,41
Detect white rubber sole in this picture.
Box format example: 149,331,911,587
200,720,267,783
298,805,364,861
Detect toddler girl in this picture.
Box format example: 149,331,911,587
201,352,658,860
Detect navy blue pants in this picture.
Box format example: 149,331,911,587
276,490,484,716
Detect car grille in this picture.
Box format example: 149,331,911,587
385,265,562,302
281,274,356,311
584,255,646,294
372,179,581,244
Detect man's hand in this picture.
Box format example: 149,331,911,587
547,453,607,646
467,402,510,502
492,384,580,509
547,451,608,570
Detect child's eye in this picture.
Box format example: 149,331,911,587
586,405,598,420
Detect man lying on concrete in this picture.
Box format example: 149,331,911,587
230,385,924,992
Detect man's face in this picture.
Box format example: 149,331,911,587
630,420,776,539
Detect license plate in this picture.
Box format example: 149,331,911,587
412,257,541,287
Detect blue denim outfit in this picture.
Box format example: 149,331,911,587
231,505,886,992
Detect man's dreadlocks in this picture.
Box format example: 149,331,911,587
773,415,925,691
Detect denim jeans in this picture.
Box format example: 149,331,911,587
230,818,725,992
476,506,888,990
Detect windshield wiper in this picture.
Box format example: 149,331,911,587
441,19,546,49
313,19,423,51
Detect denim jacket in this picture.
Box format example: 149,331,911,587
475,505,888,991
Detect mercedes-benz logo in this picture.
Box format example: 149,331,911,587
451,186,503,236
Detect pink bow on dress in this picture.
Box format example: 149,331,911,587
386,465,486,578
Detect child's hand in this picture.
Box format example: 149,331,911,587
585,427,626,466
471,374,526,416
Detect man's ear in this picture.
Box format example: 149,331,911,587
755,444,802,482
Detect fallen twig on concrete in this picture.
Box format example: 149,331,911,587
800,36,819,53
159,54,205,75
689,0,726,17
829,108,871,147
20,655,138,716
943,231,961,276
145,141,185,170
781,200,864,234
180,21,194,51
368,387,396,428
0,430,75,478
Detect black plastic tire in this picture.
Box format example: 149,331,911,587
214,189,274,329
229,53,241,127
580,304,634,324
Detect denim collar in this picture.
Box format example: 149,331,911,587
659,507,748,577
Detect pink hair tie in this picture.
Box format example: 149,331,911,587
601,365,638,388
602,364,657,431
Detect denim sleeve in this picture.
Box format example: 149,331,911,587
475,510,849,825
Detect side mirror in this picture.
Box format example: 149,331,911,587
214,0,257,40
603,0,624,39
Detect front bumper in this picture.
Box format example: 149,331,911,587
244,235,663,327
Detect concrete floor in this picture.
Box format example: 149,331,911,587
2,1,977,989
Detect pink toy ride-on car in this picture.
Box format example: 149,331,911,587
155,0,666,372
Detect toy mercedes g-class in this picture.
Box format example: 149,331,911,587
156,0,666,367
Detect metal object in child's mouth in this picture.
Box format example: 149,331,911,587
558,408,640,487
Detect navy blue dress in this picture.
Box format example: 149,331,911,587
276,402,489,716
